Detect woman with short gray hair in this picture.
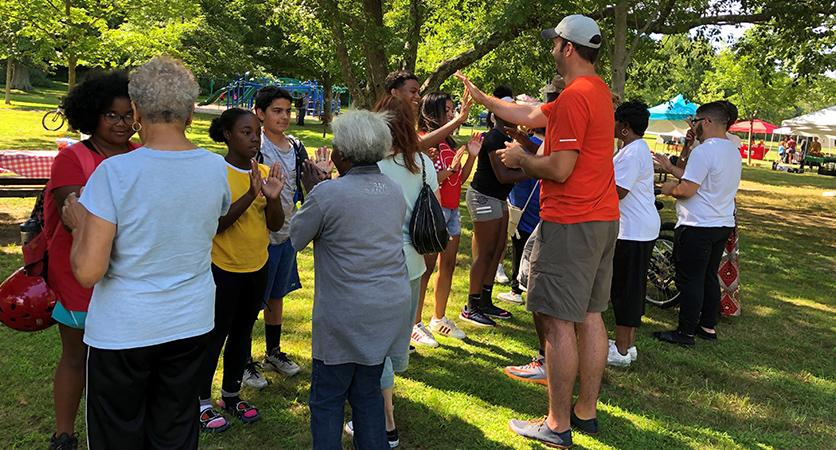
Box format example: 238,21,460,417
61,56,232,448
290,110,411,449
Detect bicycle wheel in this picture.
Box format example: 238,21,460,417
42,110,65,131
646,234,680,308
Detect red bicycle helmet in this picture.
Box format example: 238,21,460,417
0,268,58,332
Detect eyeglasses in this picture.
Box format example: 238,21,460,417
101,111,134,125
691,117,709,125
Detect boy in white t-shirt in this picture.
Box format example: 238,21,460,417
609,102,660,367
652,101,741,348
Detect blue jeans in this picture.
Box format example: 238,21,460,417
310,359,388,450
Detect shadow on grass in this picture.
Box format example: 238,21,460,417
344,396,518,450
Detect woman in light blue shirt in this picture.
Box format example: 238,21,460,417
62,56,231,449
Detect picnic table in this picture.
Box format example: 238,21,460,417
807,155,836,176
0,150,56,197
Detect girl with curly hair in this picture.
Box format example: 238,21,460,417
47,70,140,450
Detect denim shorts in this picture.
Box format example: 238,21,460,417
442,207,462,236
263,239,301,305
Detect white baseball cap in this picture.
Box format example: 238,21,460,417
541,15,602,49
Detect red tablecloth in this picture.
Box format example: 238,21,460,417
0,151,58,178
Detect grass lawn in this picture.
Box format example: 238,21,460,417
2,89,836,448
1,160,835,448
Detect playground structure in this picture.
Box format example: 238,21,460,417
198,75,349,117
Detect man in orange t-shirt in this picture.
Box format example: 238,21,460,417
457,14,617,448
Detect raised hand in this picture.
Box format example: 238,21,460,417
261,161,285,200
652,152,674,173
314,146,334,175
454,88,475,124
466,132,483,156
300,159,323,192
247,159,264,198
450,146,465,171
454,71,488,105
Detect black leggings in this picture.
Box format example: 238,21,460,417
198,263,268,399
510,229,532,294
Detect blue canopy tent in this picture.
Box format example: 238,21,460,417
646,94,699,137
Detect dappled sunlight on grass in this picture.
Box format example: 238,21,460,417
1,150,835,447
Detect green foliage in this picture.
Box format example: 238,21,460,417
701,28,803,126
625,34,715,106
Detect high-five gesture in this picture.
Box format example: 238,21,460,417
313,146,334,176
260,160,285,200
466,132,482,157
454,71,488,105
454,88,475,124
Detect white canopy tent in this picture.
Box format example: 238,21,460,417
781,106,836,152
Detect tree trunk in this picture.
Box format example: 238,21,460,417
361,0,391,105
10,63,33,91
68,54,77,91
322,74,332,138
401,0,422,73
65,0,76,91
5,58,11,104
609,0,629,99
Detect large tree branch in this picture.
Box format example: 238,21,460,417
421,22,534,94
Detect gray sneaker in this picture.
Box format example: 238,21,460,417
242,359,268,389
262,350,300,376
509,417,572,448
504,356,547,385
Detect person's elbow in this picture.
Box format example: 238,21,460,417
267,213,285,232
70,259,105,288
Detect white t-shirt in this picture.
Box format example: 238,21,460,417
377,152,439,280
613,139,659,241
79,147,232,350
676,138,741,228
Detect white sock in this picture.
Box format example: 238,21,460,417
199,398,211,412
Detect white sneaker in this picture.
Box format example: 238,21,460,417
242,359,268,389
411,322,439,347
497,291,523,305
262,350,301,376
608,339,637,361
607,342,632,367
344,421,354,436
429,316,466,339
495,263,510,284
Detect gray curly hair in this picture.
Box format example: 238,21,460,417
129,56,199,124
331,110,393,166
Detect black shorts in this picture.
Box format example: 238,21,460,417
610,239,655,328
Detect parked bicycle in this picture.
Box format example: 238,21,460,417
42,108,66,131
646,188,680,308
